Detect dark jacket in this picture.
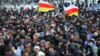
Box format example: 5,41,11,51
98,46,100,56
0,45,5,56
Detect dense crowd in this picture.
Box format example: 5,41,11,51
0,2,100,56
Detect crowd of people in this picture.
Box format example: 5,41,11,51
0,2,100,56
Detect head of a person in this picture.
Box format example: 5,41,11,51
28,28,32,33
44,23,50,30
16,29,21,33
74,35,80,41
33,33,40,41
40,40,45,47
58,34,63,41
23,51,30,56
25,42,31,48
45,41,51,49
8,30,13,38
70,34,76,42
4,47,13,56
20,36,25,43
97,38,100,46
34,46,40,53
89,39,95,46
2,28,6,32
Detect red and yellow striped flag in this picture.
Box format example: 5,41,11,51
38,0,55,12
64,5,79,16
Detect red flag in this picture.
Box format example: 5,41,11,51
38,0,55,12
64,5,79,16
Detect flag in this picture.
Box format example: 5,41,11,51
38,0,55,12
64,5,79,16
